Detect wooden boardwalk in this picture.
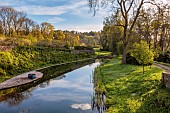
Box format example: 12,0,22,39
0,71,43,90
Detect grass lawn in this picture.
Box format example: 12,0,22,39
94,58,170,113
95,51,112,56
93,47,112,56
93,47,100,52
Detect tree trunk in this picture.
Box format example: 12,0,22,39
154,32,158,50
143,64,144,74
122,42,127,64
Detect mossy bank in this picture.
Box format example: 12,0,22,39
0,46,94,83
94,58,170,113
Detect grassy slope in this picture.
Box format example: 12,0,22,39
95,58,170,113
0,46,94,83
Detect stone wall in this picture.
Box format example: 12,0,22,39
0,46,14,52
162,72,170,88
72,50,95,54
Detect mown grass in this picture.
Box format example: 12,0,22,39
94,47,112,56
94,58,170,113
93,47,100,51
95,51,112,56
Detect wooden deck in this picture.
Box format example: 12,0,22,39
0,71,43,90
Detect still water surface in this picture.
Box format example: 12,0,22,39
0,62,100,113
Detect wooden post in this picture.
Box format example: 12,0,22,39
162,72,165,84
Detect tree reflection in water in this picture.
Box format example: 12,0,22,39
91,89,106,113
92,63,106,113
0,59,94,108
0,88,35,107
39,79,51,88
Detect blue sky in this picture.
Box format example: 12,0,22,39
0,0,111,32
0,0,169,32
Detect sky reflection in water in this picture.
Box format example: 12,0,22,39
0,62,100,113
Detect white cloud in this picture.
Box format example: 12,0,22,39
36,92,89,102
156,0,168,4
15,5,66,15
13,0,108,19
48,17,65,23
34,62,100,102
14,1,88,15
2,0,106,32
58,24,103,32
37,79,92,92
71,103,91,110
0,1,10,6
166,0,170,3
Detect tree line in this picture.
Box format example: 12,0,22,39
89,0,170,64
0,6,100,48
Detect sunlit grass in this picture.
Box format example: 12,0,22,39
93,47,100,52
95,51,112,56
93,47,111,56
95,58,170,113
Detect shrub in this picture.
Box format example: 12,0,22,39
0,68,6,76
131,41,154,74
156,51,170,63
74,46,93,50
0,46,94,77
0,52,14,70
126,53,140,65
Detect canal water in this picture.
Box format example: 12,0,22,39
0,61,100,113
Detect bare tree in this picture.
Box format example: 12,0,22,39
0,6,13,36
21,17,34,35
41,22,54,39
157,4,170,51
12,11,26,35
89,0,153,64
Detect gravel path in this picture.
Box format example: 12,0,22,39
154,62,170,72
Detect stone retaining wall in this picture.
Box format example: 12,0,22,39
72,50,95,54
162,72,170,88
0,46,14,51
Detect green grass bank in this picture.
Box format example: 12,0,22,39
0,46,94,83
94,58,170,113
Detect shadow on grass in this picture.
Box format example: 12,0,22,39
136,85,170,113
